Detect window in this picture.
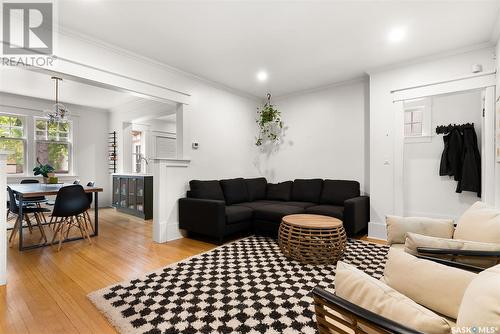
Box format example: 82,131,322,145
403,98,432,142
35,119,71,173
0,115,26,174
132,130,142,173
404,109,423,137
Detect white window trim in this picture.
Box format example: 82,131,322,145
404,97,432,144
0,111,77,177
33,117,74,174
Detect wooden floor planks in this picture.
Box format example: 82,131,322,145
1,208,216,334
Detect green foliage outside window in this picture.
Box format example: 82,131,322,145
36,119,71,173
0,115,25,173
0,115,72,174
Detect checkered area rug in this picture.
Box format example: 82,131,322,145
88,236,389,334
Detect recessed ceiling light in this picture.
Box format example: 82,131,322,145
257,71,268,82
388,27,406,43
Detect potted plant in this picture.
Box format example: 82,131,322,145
33,160,56,184
255,93,283,146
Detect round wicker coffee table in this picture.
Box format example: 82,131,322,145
278,214,347,265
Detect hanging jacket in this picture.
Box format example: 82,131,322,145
439,134,450,176
439,128,463,180
456,127,481,197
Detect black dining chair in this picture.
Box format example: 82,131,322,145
82,181,95,233
18,179,48,223
7,186,51,247
19,179,48,204
46,180,80,207
50,185,93,251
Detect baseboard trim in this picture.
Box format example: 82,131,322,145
166,222,183,242
153,221,184,243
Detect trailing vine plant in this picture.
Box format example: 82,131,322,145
255,93,283,146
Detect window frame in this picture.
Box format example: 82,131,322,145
403,98,432,144
404,108,424,137
33,117,73,174
0,114,27,175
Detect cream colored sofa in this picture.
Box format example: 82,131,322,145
313,250,500,334
386,201,500,268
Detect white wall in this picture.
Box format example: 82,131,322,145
403,90,482,220
0,92,111,207
495,38,500,208
368,47,495,239
256,79,369,191
41,32,262,233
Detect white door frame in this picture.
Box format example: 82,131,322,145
391,73,496,216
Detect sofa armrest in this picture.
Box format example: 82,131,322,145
178,198,226,237
312,287,422,334
417,247,500,257
415,254,485,273
343,196,369,236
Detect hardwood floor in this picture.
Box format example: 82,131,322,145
1,208,216,334
1,209,385,333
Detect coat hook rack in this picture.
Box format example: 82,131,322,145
435,123,474,135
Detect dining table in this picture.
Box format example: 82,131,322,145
9,183,103,251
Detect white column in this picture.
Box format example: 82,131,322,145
151,158,190,243
0,152,9,285
152,159,168,243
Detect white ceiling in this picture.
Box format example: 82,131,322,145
0,66,140,109
59,1,500,97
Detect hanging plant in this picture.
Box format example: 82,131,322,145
255,93,283,146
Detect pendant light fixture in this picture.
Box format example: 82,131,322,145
44,76,69,123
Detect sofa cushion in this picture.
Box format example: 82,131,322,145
383,249,475,320
189,180,225,201
305,205,344,220
254,204,304,223
404,232,500,268
225,205,253,224
283,201,317,208
320,180,360,205
236,201,279,210
266,181,293,201
454,201,500,243
291,179,323,203
386,215,454,245
336,261,454,334
457,264,500,327
245,177,267,201
220,178,249,205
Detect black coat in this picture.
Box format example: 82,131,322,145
439,128,463,180
456,127,481,197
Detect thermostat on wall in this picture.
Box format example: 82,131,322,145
192,142,199,149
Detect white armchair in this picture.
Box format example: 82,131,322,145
385,201,500,269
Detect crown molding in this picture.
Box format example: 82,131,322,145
0,91,110,114
55,26,261,102
273,75,368,101
366,42,494,76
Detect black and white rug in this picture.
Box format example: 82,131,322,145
88,236,389,334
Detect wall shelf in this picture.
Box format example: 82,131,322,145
109,131,117,174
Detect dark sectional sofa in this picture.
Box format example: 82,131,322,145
179,177,369,243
